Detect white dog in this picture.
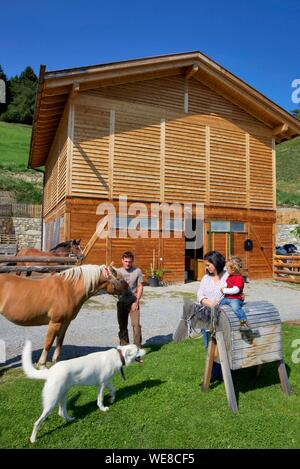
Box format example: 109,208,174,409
22,340,146,443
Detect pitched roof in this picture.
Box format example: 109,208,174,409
28,51,300,168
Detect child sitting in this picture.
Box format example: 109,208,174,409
220,257,251,332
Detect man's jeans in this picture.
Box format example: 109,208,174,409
220,298,247,321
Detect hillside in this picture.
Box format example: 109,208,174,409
0,122,42,203
0,122,299,206
276,136,300,206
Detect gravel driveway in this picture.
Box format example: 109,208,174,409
1,279,300,368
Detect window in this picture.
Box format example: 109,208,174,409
113,216,159,230
230,222,245,232
210,221,230,232
210,221,245,233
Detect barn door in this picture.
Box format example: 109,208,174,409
209,232,230,259
248,223,273,278
231,232,247,271
208,221,248,274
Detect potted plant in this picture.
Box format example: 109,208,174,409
146,264,167,287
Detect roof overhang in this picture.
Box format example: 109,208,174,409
28,51,300,168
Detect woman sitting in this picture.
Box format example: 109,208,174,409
197,250,228,382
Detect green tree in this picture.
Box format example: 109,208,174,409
0,66,38,124
292,107,300,120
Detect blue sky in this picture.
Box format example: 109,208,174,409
1,0,299,112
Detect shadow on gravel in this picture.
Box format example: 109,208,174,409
0,344,110,376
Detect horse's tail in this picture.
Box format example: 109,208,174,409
22,340,49,380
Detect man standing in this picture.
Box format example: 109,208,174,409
117,251,144,347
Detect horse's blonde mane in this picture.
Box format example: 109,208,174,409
57,264,107,296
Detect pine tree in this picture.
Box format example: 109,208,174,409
0,66,38,124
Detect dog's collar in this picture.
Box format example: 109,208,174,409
117,349,126,381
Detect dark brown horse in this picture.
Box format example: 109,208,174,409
15,240,83,276
0,264,127,365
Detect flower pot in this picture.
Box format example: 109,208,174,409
148,276,159,287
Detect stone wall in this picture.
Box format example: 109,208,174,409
276,224,300,250
12,217,42,249
0,216,42,249
0,217,14,234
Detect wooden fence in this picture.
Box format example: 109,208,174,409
0,204,42,218
273,255,300,284
0,255,79,273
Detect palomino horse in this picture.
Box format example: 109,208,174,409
0,264,127,365
15,240,83,276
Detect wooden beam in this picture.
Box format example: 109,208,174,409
216,331,238,413
0,256,77,263
277,359,292,395
205,126,210,205
160,118,165,201
272,138,276,210
185,64,199,79
82,215,108,258
272,123,288,136
0,265,75,273
201,337,217,391
66,103,74,195
70,81,80,99
108,110,115,199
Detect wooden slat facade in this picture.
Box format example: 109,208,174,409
43,106,68,215
42,73,278,281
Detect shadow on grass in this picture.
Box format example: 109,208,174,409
0,345,110,377
35,379,164,442
200,361,292,396
232,361,291,405
143,334,173,355
68,379,164,420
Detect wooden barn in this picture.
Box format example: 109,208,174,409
28,51,300,282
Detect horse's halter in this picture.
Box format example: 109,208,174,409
102,266,128,293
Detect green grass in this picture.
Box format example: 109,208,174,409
276,136,300,207
0,121,32,170
1,323,300,449
0,170,42,203
0,122,42,203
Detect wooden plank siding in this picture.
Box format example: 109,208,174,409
72,105,110,197
43,106,68,216
249,134,274,210
42,73,277,280
86,76,185,112
113,109,161,201
209,127,247,207
164,118,206,203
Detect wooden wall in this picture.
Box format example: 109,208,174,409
42,73,277,280
205,207,275,279
43,197,274,281
64,197,185,282
64,75,275,211
43,106,69,216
